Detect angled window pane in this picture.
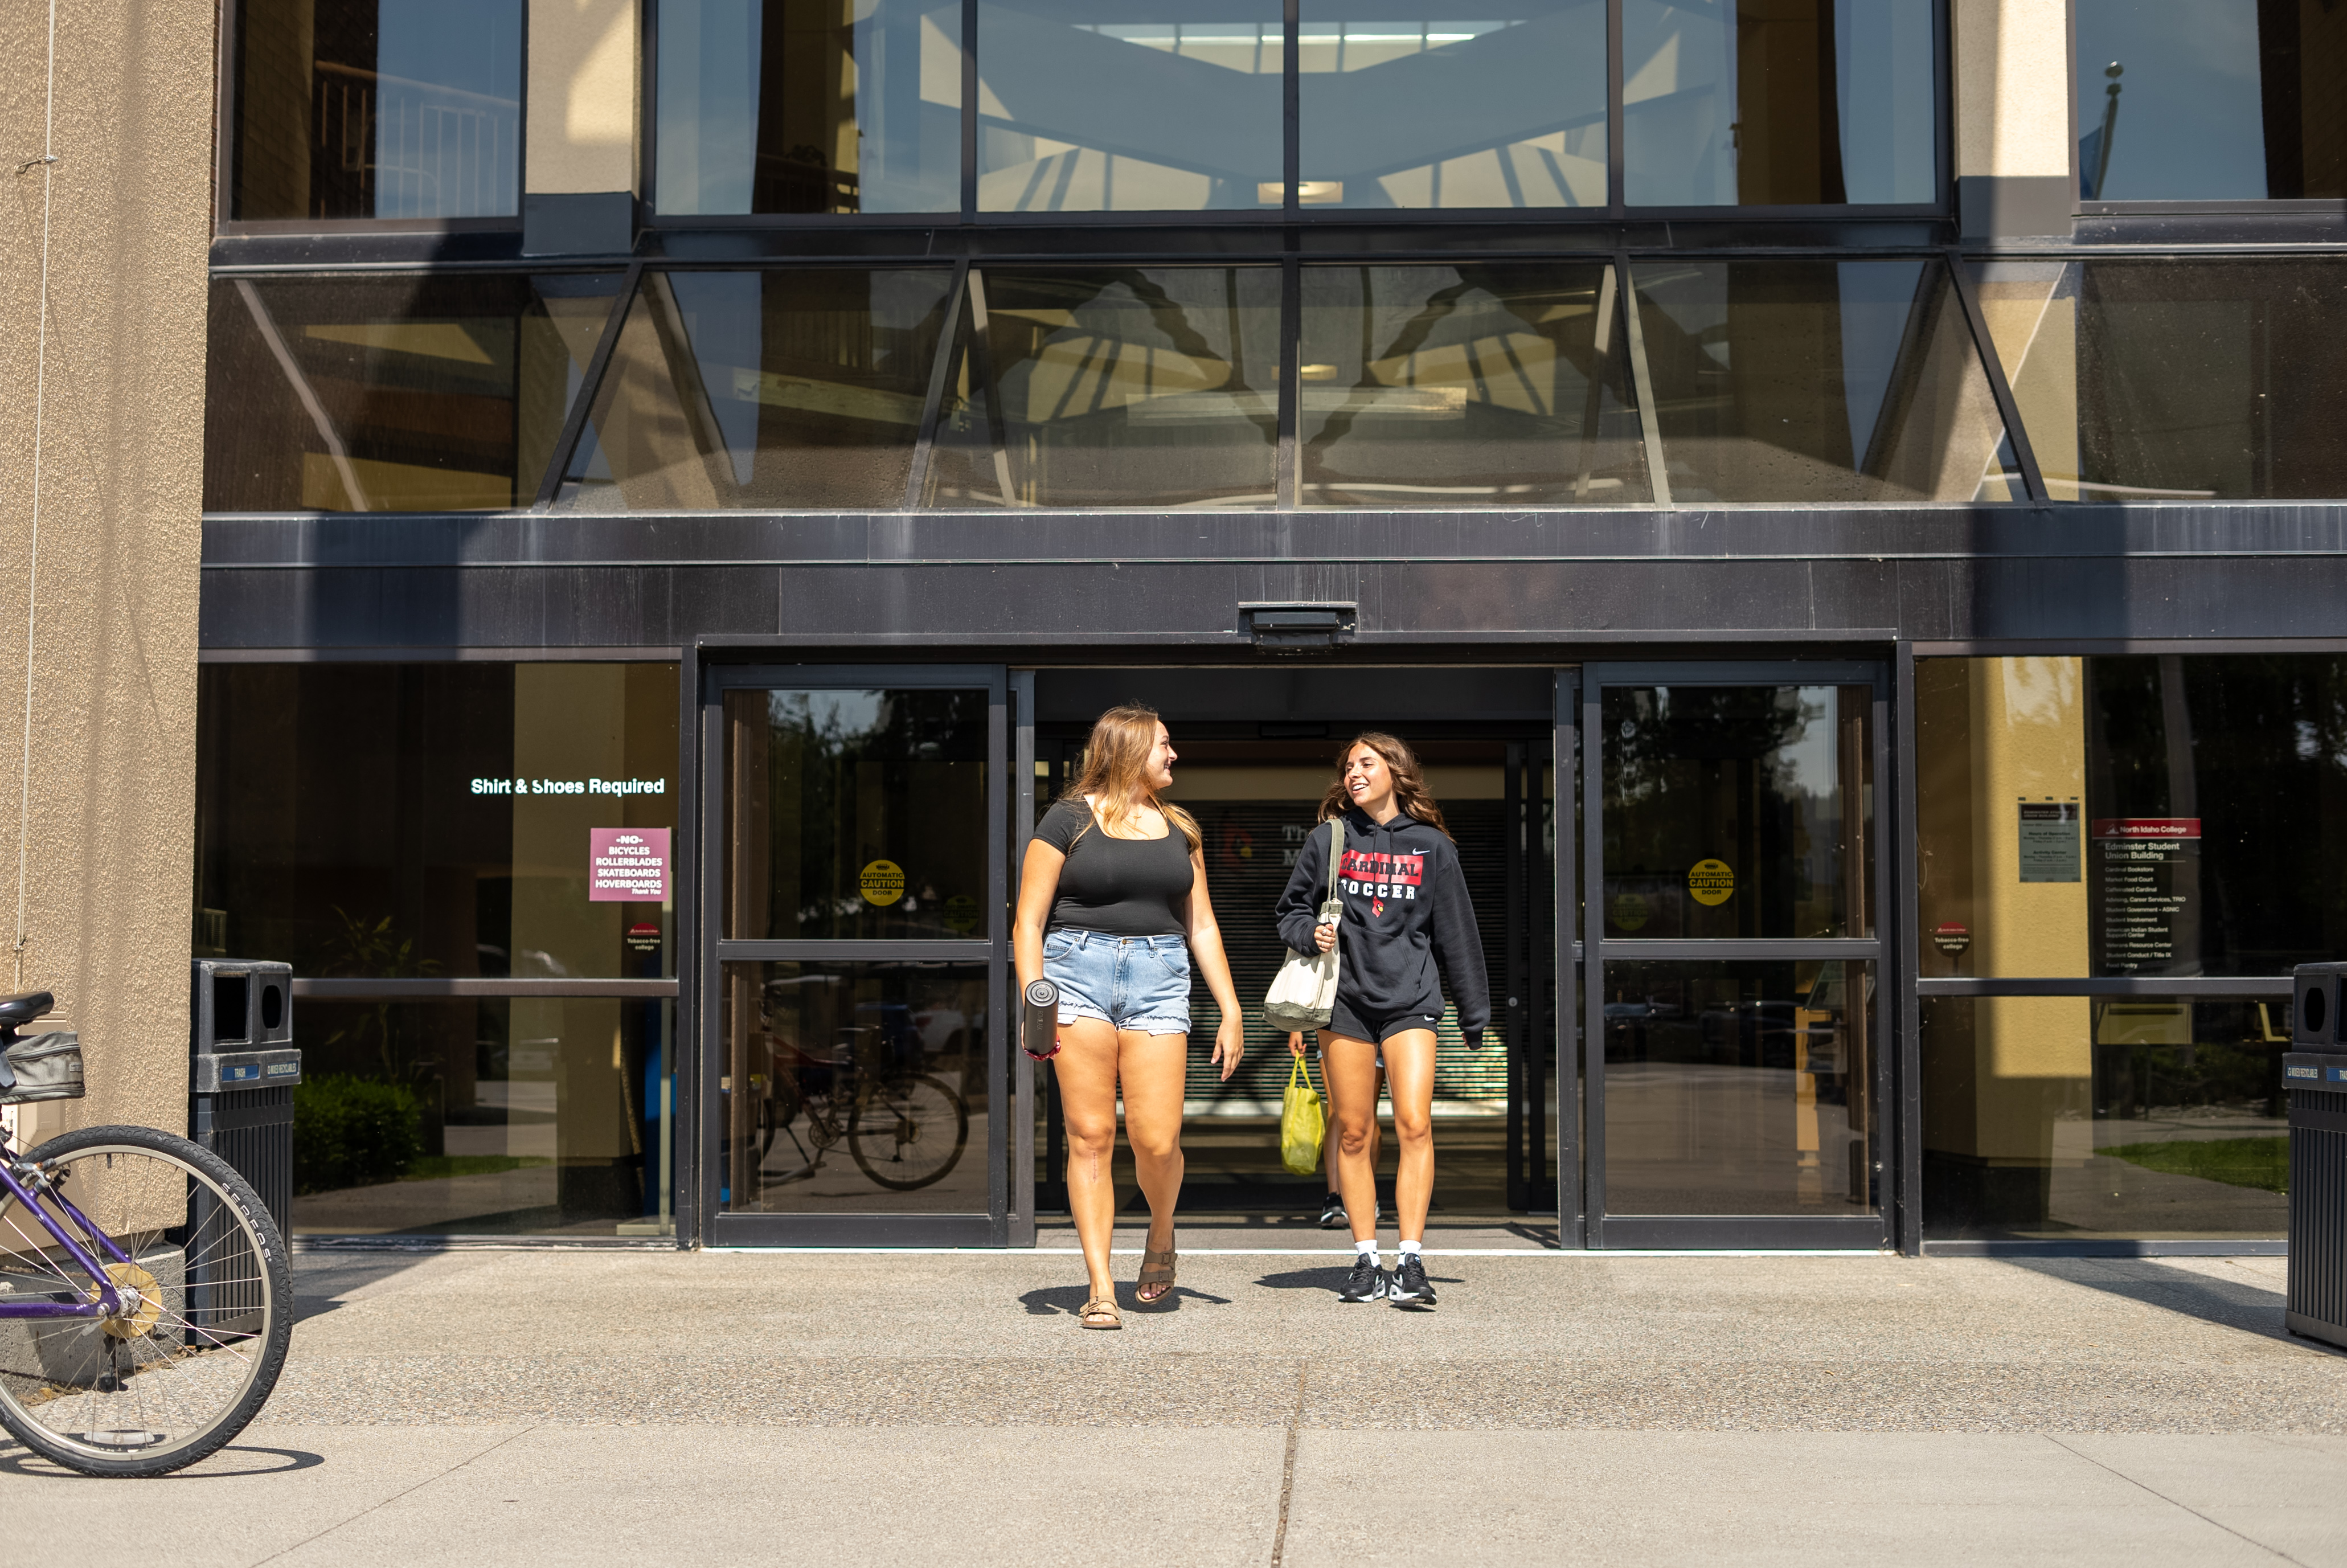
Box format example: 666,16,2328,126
232,0,522,220
556,269,955,511
1297,263,1650,506
1623,0,1936,207
654,0,961,215
925,267,1281,507
1632,260,2018,503
204,273,620,512
1972,260,2347,502
2076,0,2347,200
975,0,1283,211
1296,0,1606,210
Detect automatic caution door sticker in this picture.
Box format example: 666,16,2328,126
859,858,906,906
1687,858,1735,906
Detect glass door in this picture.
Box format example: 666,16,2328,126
701,665,1007,1245
1580,662,1889,1248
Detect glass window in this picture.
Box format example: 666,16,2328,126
1621,0,1935,206
2076,0,2347,200
1630,259,2018,503
554,269,955,511
204,273,620,511
975,0,1283,211
925,267,1282,507
718,960,986,1213
292,998,674,1237
720,686,991,940
654,0,962,215
1921,996,2289,1240
1297,263,1651,505
1602,683,1873,940
1971,260,2347,502
1296,0,1606,209
1603,960,1877,1215
232,0,522,220
1916,655,2347,979
195,663,681,978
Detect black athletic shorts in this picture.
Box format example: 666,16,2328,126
1326,998,1444,1046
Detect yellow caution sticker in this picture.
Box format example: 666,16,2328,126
1609,892,1651,932
943,894,979,934
1687,858,1735,906
859,858,906,906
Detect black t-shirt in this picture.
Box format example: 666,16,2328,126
1034,798,1195,937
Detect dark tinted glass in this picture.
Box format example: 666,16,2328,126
720,687,990,939
1602,684,1873,940
1603,960,1877,1215
233,0,522,219
555,269,955,511
1297,263,1650,506
1622,0,1935,206
1973,260,2347,501
194,663,681,978
2077,0,2347,200
975,0,1283,210
1296,0,1606,209
204,273,620,511
1921,996,2289,1240
925,268,1281,507
1632,260,2018,503
654,0,961,214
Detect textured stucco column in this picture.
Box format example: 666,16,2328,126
1951,0,2074,239
525,0,641,254
0,0,211,1139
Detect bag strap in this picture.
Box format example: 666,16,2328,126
1325,818,1344,903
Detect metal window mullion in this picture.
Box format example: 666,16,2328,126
902,259,971,509
1894,642,1923,1255
1555,669,1581,1238
1871,669,1897,1251
714,940,994,963
962,0,979,220
672,650,699,1249
1614,253,1672,507
1605,0,1625,218
533,258,645,510
986,678,1010,1245
1010,669,1038,1247
1284,0,1301,215
1580,673,1605,1245
1944,247,2049,503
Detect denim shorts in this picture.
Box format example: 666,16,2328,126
1043,928,1192,1035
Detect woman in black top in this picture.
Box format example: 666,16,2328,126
1015,705,1245,1328
1275,732,1489,1309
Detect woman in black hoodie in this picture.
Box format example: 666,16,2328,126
1276,732,1489,1308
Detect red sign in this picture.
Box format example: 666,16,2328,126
589,828,670,901
1933,922,1972,955
2092,818,2201,840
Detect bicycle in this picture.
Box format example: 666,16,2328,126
756,1011,970,1192
0,990,293,1476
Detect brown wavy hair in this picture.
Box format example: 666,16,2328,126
1316,731,1450,836
1063,704,1202,851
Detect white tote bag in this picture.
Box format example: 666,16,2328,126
1263,818,1344,1033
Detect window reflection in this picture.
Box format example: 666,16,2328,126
975,0,1283,211
233,0,522,220
654,0,961,215
925,267,1281,507
2077,0,2347,200
1296,0,1606,208
203,273,620,512
1297,263,1649,505
1622,0,1935,207
1631,260,2017,503
555,268,955,510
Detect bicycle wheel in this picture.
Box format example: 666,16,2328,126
0,1124,293,1476
848,1074,969,1191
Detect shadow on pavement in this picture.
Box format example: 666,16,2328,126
1021,1282,1233,1316
0,1440,326,1479
292,1247,450,1324
1998,1258,2341,1350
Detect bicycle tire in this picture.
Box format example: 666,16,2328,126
847,1074,969,1191
0,1124,293,1477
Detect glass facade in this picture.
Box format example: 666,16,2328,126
231,0,522,220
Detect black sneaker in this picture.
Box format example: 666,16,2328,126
1319,1191,1348,1229
1337,1254,1387,1303
1388,1252,1436,1308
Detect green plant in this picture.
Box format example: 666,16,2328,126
2104,1136,2289,1194
316,908,443,1085
293,1074,427,1193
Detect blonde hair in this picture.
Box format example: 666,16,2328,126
1064,704,1202,851
1316,731,1451,837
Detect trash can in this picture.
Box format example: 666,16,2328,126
189,961,298,1328
2285,961,2347,1350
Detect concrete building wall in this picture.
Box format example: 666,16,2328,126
1951,0,2075,238
0,0,214,1140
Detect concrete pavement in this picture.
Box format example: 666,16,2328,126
3,1247,2342,1565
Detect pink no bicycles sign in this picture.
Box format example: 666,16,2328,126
589,828,670,902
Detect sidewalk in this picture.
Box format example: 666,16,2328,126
6,1248,2342,1566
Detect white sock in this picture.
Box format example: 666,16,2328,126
1355,1239,1379,1259
1399,1240,1422,1258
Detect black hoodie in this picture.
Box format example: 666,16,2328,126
1275,805,1491,1043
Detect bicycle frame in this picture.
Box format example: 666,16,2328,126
0,1137,126,1321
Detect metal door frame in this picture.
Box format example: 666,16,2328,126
1578,661,1894,1250
695,661,1009,1247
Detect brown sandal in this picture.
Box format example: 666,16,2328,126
1078,1295,1123,1329
1137,1235,1177,1303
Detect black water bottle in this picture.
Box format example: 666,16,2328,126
1022,979,1061,1061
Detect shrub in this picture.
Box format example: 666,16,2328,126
293,1074,425,1194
